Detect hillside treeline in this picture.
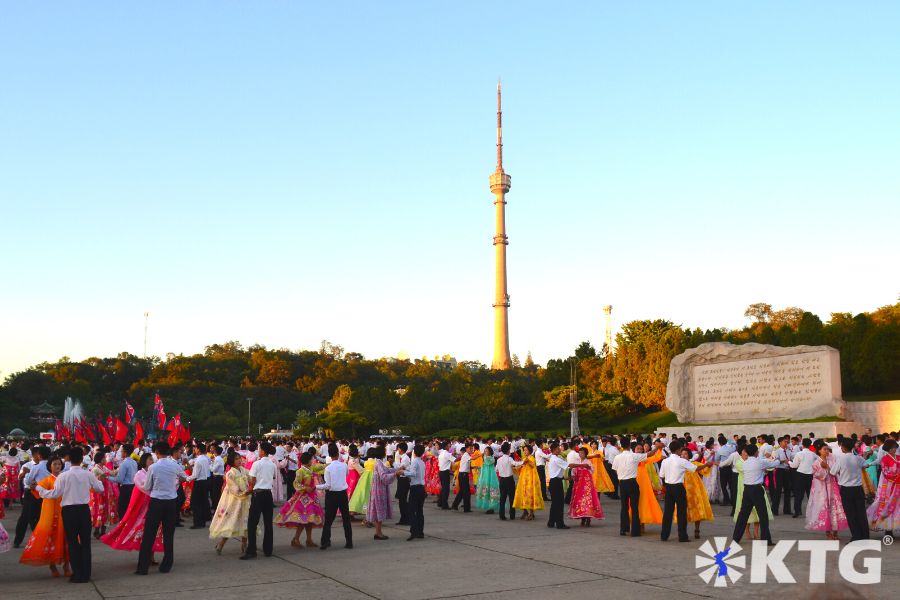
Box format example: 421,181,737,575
1,301,897,436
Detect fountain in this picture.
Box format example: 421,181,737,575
63,396,84,427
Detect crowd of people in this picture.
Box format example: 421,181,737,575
0,427,897,584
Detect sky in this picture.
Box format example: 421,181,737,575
1,2,899,378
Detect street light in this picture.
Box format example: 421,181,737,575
246,398,252,435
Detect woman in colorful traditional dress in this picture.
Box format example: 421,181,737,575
276,452,326,548
367,446,400,540
19,456,70,577
474,446,500,514
733,444,773,540
701,439,722,504
348,451,376,525
867,439,899,537
424,445,441,499
101,453,163,557
0,447,21,502
345,445,363,504
806,444,848,540
585,440,615,496
633,442,663,532
678,449,714,539
512,444,544,520
90,451,119,538
209,451,251,555
0,469,9,553
568,447,603,526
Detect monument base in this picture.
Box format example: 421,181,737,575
655,420,867,441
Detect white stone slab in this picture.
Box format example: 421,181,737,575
666,342,844,424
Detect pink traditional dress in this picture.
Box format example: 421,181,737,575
424,454,441,496
90,464,119,528
0,455,21,501
568,464,604,519
805,453,848,533
346,457,363,500
276,464,325,528
100,469,163,552
867,452,899,533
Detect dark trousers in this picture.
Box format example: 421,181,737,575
395,476,410,523
320,490,352,546
498,476,516,518
246,489,274,556
118,484,134,521
771,469,792,514
729,470,739,515
438,469,452,508
14,492,41,545
210,475,224,512
619,478,641,536
452,472,471,511
733,484,771,542
408,484,425,537
718,465,733,505
839,485,869,541
191,479,210,526
61,504,92,582
606,461,620,498
176,484,185,524
537,465,550,500
793,471,812,516
548,477,565,528
138,498,177,573
661,482,689,541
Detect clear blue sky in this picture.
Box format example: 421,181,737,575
1,2,898,377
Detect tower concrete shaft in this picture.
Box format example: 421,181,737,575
490,82,512,370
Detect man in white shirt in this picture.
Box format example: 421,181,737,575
495,442,522,520
394,442,412,525
451,443,474,513
546,443,571,529
209,444,225,511
437,441,456,510
187,443,211,529
789,438,818,518
534,443,551,501
316,442,352,550
658,441,698,542
612,440,658,537
602,437,621,499
37,447,103,583
830,438,870,541
733,444,781,544
241,442,277,559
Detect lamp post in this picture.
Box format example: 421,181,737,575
246,398,252,435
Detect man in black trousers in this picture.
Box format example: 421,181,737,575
318,442,353,550
188,443,211,529
791,438,817,518
15,446,48,547
831,438,871,541
545,443,570,529
137,441,186,574
394,442,411,525
496,442,520,520
659,443,697,542
402,444,427,540
716,435,733,506
613,440,656,537
770,437,793,516
451,443,474,512
733,445,780,544
241,442,277,559
38,447,104,583
437,440,454,509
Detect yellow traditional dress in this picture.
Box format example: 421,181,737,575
469,450,483,488
586,450,615,493
677,462,714,523
513,455,544,511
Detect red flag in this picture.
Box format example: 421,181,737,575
74,421,86,444
125,401,135,424
167,413,181,447
157,406,166,430
114,417,128,443
96,419,111,445
106,414,115,436
54,419,62,440
82,418,96,442
180,422,191,444
133,421,144,447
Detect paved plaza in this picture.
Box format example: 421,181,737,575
1,496,897,600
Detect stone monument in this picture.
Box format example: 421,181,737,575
665,342,844,424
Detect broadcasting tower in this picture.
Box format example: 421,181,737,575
490,82,512,370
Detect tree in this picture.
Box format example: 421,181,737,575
770,307,806,330
511,354,521,369
744,303,773,323
524,351,535,369
574,341,597,360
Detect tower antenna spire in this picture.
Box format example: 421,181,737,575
496,79,503,171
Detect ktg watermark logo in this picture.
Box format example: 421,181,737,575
696,537,883,587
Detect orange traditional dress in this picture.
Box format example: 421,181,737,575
512,455,544,511
632,452,663,525
470,450,483,489
20,475,68,567
586,450,615,493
